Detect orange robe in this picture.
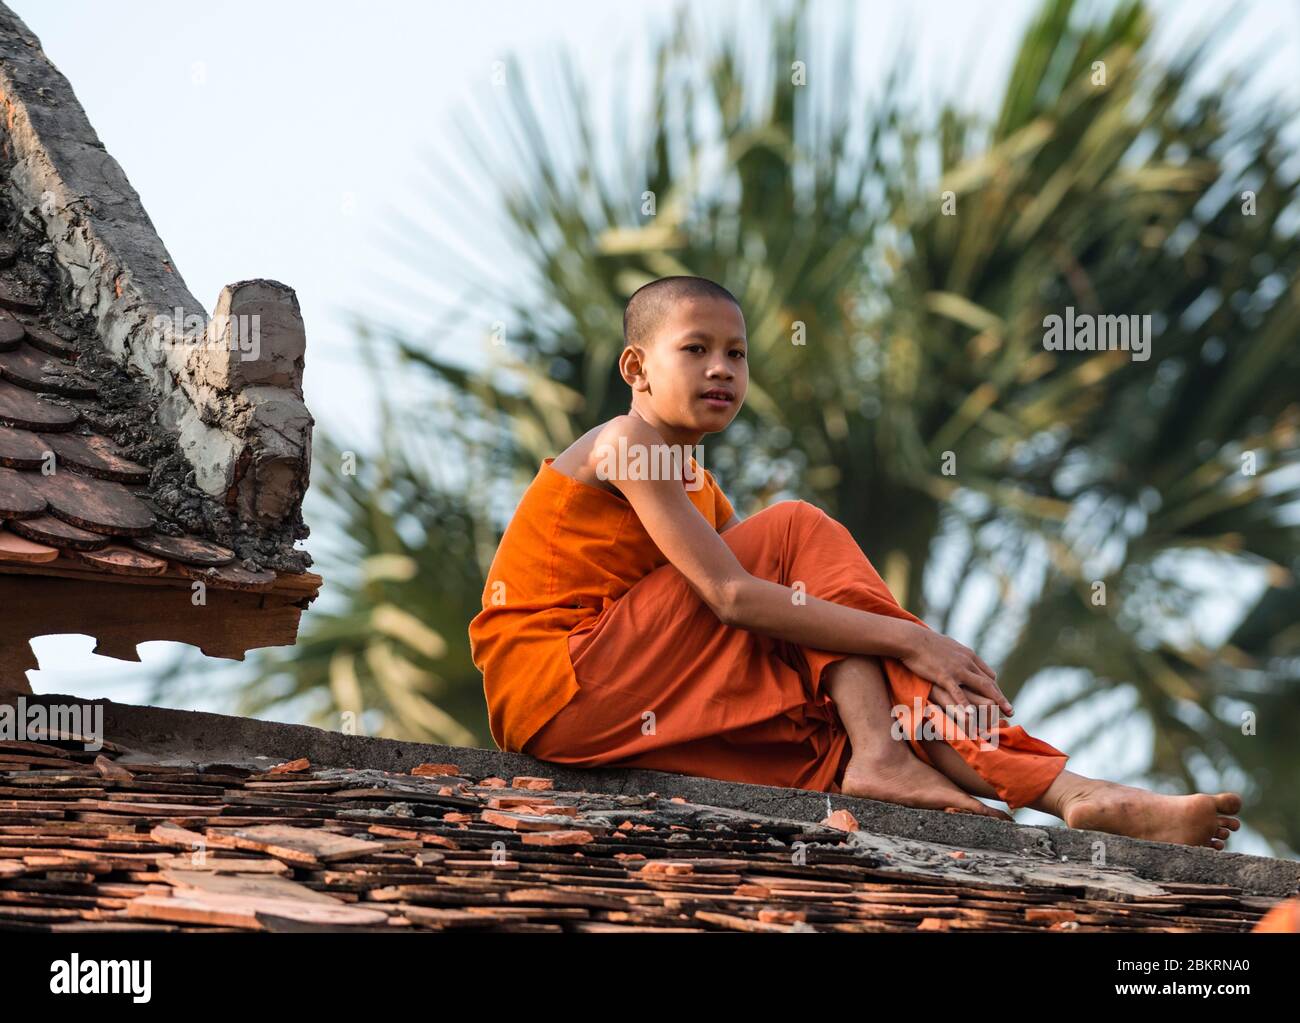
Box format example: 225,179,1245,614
1253,897,1300,932
469,456,1069,810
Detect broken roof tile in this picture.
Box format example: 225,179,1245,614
37,431,149,484
130,533,235,566
0,343,96,398
14,322,79,361
65,545,169,576
411,762,462,777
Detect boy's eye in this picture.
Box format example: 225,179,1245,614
685,343,745,358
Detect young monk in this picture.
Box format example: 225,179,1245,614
468,275,1242,849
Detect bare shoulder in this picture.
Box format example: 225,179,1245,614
592,414,662,453
550,417,655,495
590,416,668,490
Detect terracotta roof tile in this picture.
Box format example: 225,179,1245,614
29,469,154,536
37,431,149,484
65,545,169,576
0,528,56,563
171,562,277,592
0,310,24,348
0,379,78,431
0,342,96,397
129,533,235,566
6,513,107,549
0,424,49,468
15,323,79,361
0,466,43,517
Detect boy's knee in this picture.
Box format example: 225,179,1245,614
745,500,824,526
734,500,826,543
778,499,825,525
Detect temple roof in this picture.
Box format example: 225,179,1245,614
0,2,320,686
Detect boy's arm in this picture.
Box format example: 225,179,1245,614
600,418,1010,715
720,531,1011,714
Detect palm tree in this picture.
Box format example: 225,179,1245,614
171,0,1300,853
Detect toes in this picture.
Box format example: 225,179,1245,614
1208,838,1225,850
1216,827,1229,840
943,803,1009,821
1218,816,1241,831
1215,792,1243,814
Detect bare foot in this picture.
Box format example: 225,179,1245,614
1062,780,1242,849
840,750,1014,822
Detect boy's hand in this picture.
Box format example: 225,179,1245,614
899,625,1013,717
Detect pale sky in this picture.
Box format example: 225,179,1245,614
11,0,1297,853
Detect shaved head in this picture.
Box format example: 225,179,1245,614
623,276,741,349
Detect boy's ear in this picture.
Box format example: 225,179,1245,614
619,344,648,388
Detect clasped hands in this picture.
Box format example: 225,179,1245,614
898,623,1014,720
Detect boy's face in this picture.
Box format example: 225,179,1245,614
626,296,747,435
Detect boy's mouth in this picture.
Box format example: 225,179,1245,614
700,388,735,406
